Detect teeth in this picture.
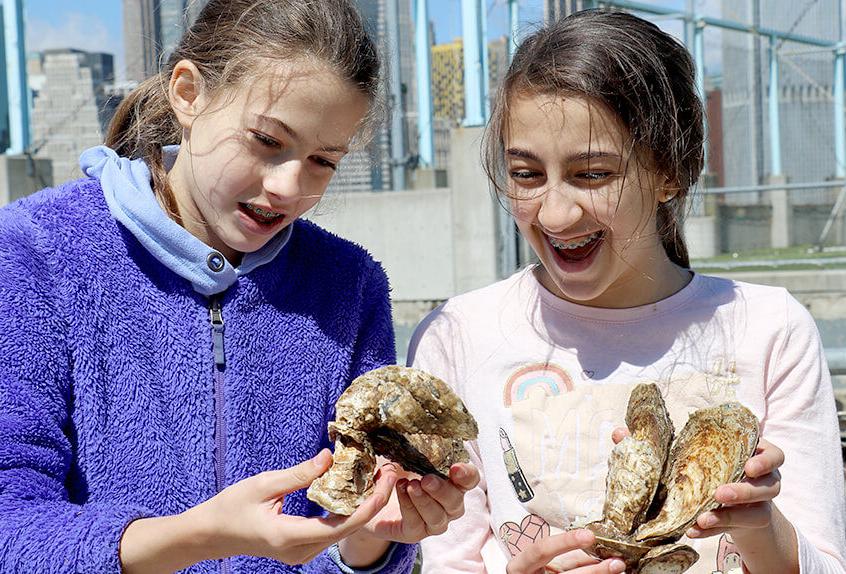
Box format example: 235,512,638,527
549,232,599,250
245,203,282,219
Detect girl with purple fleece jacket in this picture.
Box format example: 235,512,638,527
0,1,479,572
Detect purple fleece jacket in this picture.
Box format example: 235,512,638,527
0,178,417,573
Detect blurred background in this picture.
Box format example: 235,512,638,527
2,0,846,442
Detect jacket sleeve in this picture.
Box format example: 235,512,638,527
0,205,152,573
760,291,846,573
307,258,418,574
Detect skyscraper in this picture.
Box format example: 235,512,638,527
31,50,115,180
430,36,513,124
327,0,418,192
122,0,209,83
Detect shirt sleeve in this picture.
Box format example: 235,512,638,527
762,291,846,573
0,205,153,573
407,305,493,573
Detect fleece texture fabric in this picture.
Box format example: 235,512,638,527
0,177,417,573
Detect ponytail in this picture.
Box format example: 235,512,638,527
657,199,689,268
105,74,183,223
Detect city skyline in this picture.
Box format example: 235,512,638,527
23,0,548,84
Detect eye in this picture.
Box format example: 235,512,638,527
577,171,613,181
509,169,540,181
311,156,338,171
250,131,281,149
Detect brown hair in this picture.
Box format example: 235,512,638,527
484,9,705,268
105,0,381,221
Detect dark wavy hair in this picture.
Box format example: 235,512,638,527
484,9,705,268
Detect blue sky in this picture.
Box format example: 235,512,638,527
23,0,708,81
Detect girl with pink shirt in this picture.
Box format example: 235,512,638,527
408,9,846,574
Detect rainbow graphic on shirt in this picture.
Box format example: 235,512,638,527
503,363,574,407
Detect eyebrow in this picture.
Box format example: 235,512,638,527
256,114,349,154
505,148,622,162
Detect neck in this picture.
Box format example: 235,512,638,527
166,148,243,266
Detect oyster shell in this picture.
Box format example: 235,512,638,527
586,383,759,574
307,366,479,515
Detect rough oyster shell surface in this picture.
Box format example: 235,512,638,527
603,383,673,534
586,383,759,574
307,366,479,515
635,402,759,543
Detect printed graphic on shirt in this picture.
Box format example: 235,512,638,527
503,363,574,407
499,360,741,573
498,514,551,557
713,534,742,574
500,428,534,502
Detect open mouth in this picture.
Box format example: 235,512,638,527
239,202,285,227
547,231,604,261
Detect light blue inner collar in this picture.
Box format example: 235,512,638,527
80,145,292,296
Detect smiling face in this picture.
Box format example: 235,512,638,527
167,59,370,264
504,94,689,308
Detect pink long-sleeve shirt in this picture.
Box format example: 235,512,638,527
408,268,846,574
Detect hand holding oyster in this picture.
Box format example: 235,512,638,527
307,366,479,515
586,383,759,574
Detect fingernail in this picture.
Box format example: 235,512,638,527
313,449,331,468
702,514,718,528
423,476,441,491
720,488,737,502
576,530,594,544
609,558,627,573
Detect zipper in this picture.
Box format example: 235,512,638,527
209,297,231,574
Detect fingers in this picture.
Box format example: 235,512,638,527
254,449,333,498
448,463,481,491
744,439,785,479
687,501,773,538
715,472,781,506
611,427,629,444
406,479,451,536
505,530,616,574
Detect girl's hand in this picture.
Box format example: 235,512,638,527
362,462,481,543
121,449,397,573
504,529,626,574
191,448,397,564
686,438,784,538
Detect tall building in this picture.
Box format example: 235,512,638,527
431,36,512,124
431,40,464,122
123,0,210,83
30,50,115,180
123,0,158,84
328,0,418,192
1,0,30,154
543,0,592,23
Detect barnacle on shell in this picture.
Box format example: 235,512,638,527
586,383,759,574
307,366,479,515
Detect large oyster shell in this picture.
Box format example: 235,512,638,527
586,383,759,574
307,366,479,515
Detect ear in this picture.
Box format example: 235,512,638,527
168,59,207,129
658,177,681,203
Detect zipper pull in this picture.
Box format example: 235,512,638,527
209,298,225,367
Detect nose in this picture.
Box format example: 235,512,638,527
536,183,584,233
262,160,306,204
